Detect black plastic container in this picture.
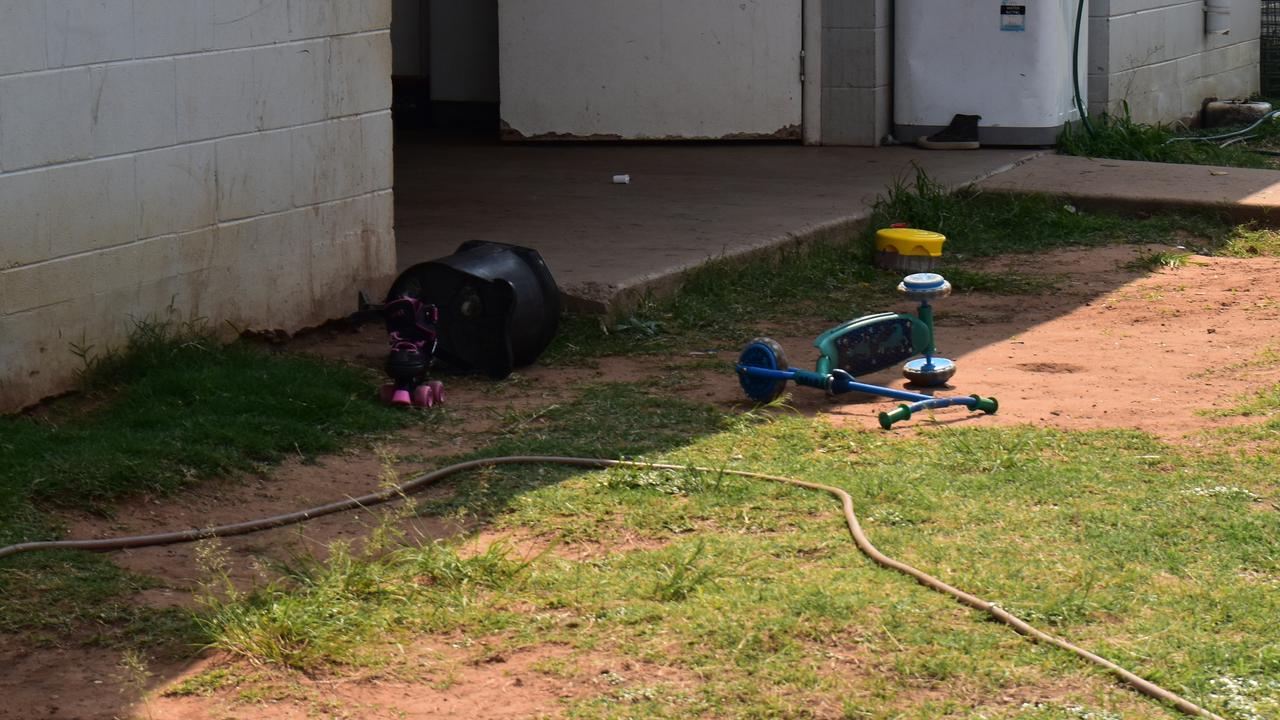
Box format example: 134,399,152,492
386,241,560,379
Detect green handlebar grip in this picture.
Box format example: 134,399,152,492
969,395,999,415
879,404,912,430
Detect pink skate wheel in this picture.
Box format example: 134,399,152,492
411,385,435,408
390,388,412,407
427,380,445,405
380,384,396,404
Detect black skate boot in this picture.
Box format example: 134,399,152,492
380,296,444,407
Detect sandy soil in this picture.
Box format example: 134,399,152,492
3,244,1278,719
145,643,695,720
826,245,1280,438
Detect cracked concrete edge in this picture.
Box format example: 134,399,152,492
565,149,1046,316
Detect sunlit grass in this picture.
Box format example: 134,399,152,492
191,385,1279,719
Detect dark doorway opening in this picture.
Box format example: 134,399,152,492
390,0,500,136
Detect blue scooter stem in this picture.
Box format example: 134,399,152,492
734,366,830,391
736,360,997,430
736,366,939,403
829,375,939,403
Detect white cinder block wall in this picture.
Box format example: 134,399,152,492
0,0,396,412
1089,0,1260,123
821,0,891,146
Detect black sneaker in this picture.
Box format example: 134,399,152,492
918,114,981,150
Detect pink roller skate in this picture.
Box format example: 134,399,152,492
379,296,445,408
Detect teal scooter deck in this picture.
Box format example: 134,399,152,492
735,273,997,428
813,312,931,377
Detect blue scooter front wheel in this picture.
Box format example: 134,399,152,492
738,337,790,403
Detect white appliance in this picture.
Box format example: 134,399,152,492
894,0,1088,146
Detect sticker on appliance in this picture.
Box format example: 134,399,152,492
1000,2,1026,31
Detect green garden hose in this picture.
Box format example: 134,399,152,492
1072,0,1095,136
0,456,1227,720
1164,109,1280,145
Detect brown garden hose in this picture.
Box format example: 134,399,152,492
0,456,1227,720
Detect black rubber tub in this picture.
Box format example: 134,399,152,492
386,241,560,379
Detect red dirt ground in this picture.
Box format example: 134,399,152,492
3,244,1278,719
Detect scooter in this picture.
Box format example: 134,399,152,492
735,273,997,429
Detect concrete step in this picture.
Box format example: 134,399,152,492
978,153,1280,223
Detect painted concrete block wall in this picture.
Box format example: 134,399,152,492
498,0,803,140
821,0,890,146
1089,0,1260,123
0,0,396,412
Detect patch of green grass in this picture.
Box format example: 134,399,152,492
1218,223,1280,257
1194,345,1280,381
649,539,722,602
866,166,1229,259
1209,383,1280,419
196,380,1280,719
544,244,896,361
416,383,732,523
0,321,421,546
0,321,433,644
941,267,1061,295
0,550,200,648
1059,107,1280,169
197,538,534,671
1123,249,1194,272
197,384,734,671
163,666,241,697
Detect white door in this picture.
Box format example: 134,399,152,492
498,0,803,140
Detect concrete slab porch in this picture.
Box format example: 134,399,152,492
393,137,1038,313
978,153,1280,224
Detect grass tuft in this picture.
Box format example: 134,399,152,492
1218,223,1280,258
650,540,721,602
941,267,1061,295
1124,249,1195,272
1058,105,1280,169
1210,383,1280,419
196,538,533,671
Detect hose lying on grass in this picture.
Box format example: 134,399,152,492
0,456,1228,720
